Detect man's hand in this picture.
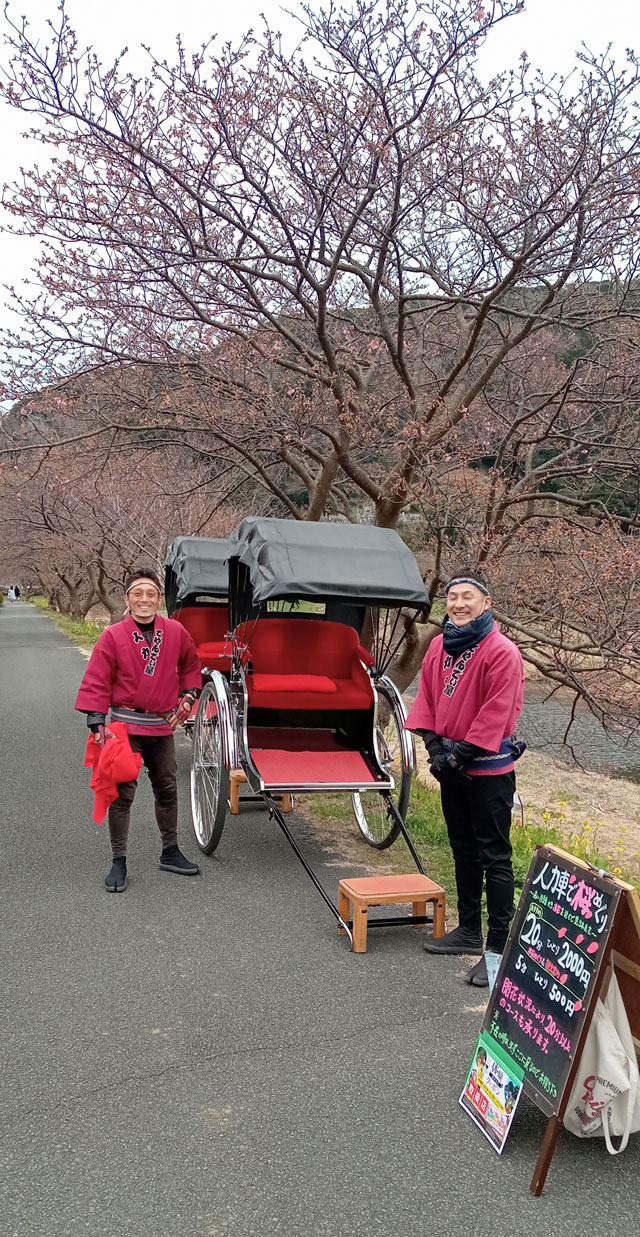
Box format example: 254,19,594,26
440,743,481,784
417,730,446,782
95,724,115,747
428,750,449,783
168,691,197,729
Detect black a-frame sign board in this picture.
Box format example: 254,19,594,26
479,844,640,1195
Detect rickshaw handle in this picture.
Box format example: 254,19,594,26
263,793,353,944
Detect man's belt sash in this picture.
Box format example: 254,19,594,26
110,706,169,728
441,734,526,773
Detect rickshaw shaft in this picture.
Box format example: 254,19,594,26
383,793,425,875
263,794,354,945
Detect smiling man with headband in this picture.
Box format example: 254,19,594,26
406,569,525,986
76,568,202,892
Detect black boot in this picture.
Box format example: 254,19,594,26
159,845,200,876
105,857,127,892
423,925,483,955
466,956,489,987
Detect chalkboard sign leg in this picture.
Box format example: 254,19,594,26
530,1116,562,1196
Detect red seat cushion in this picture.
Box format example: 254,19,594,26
251,673,337,694
247,678,371,711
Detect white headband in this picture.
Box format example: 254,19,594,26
125,578,161,594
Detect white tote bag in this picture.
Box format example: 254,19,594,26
564,969,640,1154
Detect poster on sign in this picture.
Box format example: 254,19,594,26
460,1030,524,1153
482,845,620,1117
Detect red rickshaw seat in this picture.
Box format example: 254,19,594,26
245,618,373,711
172,606,232,670
196,640,233,670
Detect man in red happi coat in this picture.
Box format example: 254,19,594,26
406,571,525,987
76,569,202,892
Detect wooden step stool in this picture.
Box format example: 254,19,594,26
229,769,292,815
338,874,446,953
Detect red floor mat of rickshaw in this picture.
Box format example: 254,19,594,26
250,746,380,786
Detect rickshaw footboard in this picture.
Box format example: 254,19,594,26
252,745,380,789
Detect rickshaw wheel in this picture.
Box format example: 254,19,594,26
352,682,412,848
190,681,229,854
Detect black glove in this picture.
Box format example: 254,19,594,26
441,739,488,784
429,750,449,783
86,712,106,733
418,729,444,760
441,754,472,784
450,739,487,766
415,730,448,782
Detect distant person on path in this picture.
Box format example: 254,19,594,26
75,568,202,892
7,586,15,601
14,585,20,598
406,572,525,987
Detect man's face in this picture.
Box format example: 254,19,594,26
446,582,491,627
126,580,162,622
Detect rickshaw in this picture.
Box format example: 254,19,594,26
166,519,430,942
164,535,232,678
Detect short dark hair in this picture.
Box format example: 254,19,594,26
445,568,491,596
124,568,162,593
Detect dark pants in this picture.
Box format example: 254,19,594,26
108,734,178,859
440,771,516,953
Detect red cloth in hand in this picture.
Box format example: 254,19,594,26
83,721,143,825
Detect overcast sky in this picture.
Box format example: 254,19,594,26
0,0,637,335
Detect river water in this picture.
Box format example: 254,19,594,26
518,686,640,784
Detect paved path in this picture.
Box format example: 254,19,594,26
1,602,639,1236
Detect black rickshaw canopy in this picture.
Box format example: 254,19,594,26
226,517,429,612
164,537,230,610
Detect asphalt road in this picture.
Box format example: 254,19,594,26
1,601,639,1237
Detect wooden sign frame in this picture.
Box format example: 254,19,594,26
480,844,640,1195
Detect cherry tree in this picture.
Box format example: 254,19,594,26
1,0,639,735
0,447,245,618
2,0,639,527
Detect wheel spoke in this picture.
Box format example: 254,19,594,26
352,686,411,848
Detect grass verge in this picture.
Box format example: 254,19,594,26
29,597,104,647
302,775,640,922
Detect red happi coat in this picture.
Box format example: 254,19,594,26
75,615,201,736
405,627,524,774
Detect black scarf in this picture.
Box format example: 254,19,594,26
442,610,494,656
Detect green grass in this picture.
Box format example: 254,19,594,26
303,775,640,923
29,597,105,646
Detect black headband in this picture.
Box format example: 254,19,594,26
445,576,490,597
